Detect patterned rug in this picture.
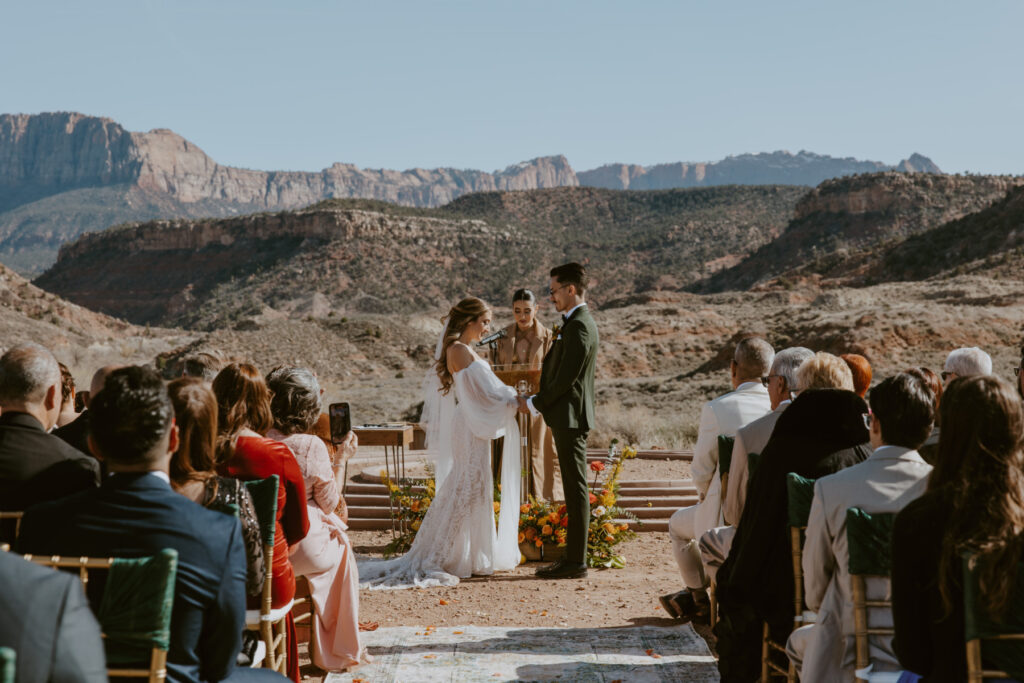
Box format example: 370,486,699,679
325,624,719,682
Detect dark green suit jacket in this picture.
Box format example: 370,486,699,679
533,305,599,431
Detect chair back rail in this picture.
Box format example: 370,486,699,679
845,507,896,683
243,475,289,674
963,554,1024,681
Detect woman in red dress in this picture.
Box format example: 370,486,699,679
213,362,309,682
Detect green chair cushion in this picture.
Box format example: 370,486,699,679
97,548,178,665
786,473,816,529
963,555,1024,680
244,475,280,547
718,436,736,477
845,508,895,577
0,647,14,683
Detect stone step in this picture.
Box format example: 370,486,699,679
344,494,392,507
615,479,693,488
605,486,696,498
347,518,392,531
626,506,681,519
345,483,389,495
617,496,696,508
348,506,393,519
619,518,668,532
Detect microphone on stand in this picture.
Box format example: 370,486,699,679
476,328,508,347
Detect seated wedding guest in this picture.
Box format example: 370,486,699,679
168,377,265,596
266,367,369,672
0,548,107,682
713,352,871,682
17,365,285,683
697,347,815,585
907,367,943,464
214,363,309,683
841,353,872,397
55,362,80,427
787,373,935,681
942,346,992,385
493,288,560,501
54,364,123,456
0,344,99,515
662,336,774,622
183,352,224,384
891,375,1023,682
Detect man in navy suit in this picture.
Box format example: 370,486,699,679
18,366,284,683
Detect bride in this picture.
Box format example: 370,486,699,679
359,297,522,589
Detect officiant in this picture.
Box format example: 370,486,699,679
493,288,562,502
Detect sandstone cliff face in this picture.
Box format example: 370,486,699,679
577,150,940,191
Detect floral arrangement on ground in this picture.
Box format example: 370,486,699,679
518,440,639,568
382,440,639,567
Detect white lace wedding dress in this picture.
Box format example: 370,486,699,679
359,359,522,589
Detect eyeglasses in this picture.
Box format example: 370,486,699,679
940,371,954,381
547,284,568,296
862,412,873,430
1015,366,1022,377
760,375,780,387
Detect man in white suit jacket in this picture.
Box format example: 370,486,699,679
697,347,814,583
662,337,774,620
787,373,936,681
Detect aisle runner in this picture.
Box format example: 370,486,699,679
326,624,719,682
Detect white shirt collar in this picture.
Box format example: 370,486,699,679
562,302,587,321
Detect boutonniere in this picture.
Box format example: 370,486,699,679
552,321,562,338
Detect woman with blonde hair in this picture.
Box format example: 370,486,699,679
360,297,522,589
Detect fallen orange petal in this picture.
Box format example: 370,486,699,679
439,599,448,605
453,630,464,634
424,654,437,659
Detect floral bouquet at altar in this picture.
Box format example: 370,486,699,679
381,469,436,557
518,440,639,568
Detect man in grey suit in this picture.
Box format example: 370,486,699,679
0,549,107,682
787,373,935,681
696,347,814,584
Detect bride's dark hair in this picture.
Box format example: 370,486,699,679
436,297,490,395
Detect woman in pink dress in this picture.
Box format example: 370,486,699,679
265,366,369,672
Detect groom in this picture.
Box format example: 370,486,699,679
519,262,599,579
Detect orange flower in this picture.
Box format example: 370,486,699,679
548,512,560,525
535,538,543,548
588,492,598,504
410,500,421,512
518,532,525,544
603,522,616,535
605,534,615,542
557,504,567,516
589,461,606,473
524,527,536,540
493,501,500,513
520,504,530,514
560,516,569,528
541,524,553,536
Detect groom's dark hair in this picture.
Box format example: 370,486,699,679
551,262,589,295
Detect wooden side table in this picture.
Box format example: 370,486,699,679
353,425,414,537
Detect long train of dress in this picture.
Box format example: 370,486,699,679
358,359,521,589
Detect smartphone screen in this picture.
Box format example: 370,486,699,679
329,402,351,443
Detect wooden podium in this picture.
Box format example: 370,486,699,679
493,363,542,504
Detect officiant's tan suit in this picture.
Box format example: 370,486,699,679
494,320,562,501
787,446,931,681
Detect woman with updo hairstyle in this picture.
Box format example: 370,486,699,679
492,288,561,501
892,375,1024,681
266,366,369,672
213,362,309,683
168,377,266,596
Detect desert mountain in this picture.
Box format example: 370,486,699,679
1,111,936,273
695,172,1024,292
34,185,803,329
577,151,940,191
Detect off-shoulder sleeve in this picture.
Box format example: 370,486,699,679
454,361,518,440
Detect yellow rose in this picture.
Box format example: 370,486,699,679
537,516,548,526
493,501,500,513
603,522,616,535
411,520,422,531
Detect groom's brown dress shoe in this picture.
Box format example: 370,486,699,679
535,560,588,579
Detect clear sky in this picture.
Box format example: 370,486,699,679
2,0,1022,175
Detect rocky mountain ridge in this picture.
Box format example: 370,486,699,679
35,185,804,328
1,111,939,273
